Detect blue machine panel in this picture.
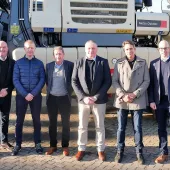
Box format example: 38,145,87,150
62,33,132,47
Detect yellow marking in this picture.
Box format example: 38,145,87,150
10,25,20,35
116,29,132,33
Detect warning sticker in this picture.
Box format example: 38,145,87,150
10,25,20,35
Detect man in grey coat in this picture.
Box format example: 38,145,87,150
112,40,150,165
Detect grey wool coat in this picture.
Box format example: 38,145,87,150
112,56,150,110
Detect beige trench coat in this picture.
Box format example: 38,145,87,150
112,56,150,110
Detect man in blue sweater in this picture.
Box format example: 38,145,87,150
12,40,45,156
148,40,170,164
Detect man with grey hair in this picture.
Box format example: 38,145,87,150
0,41,15,151
72,40,111,161
45,46,73,156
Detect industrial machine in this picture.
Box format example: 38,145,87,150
0,0,169,96
0,0,168,64
2,0,170,123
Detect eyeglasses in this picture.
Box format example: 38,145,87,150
159,47,169,50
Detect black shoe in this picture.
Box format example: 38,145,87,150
114,152,123,163
0,142,13,150
11,145,21,156
137,153,145,165
35,143,43,154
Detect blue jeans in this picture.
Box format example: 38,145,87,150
117,109,144,154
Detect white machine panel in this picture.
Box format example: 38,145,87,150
148,48,160,66
77,47,107,59
30,0,61,32
46,48,78,64
135,12,169,35
135,47,149,64
12,48,46,65
62,0,135,33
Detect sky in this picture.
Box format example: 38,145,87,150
143,0,169,13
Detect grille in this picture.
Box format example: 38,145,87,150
70,0,128,24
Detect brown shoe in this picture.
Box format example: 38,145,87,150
63,147,69,156
45,147,57,155
98,151,106,161
155,155,168,164
75,151,85,161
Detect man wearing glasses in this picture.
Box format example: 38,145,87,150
148,40,170,164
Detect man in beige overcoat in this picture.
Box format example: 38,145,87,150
112,40,150,165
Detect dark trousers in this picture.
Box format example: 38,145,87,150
117,109,144,154
47,94,71,147
155,105,169,155
15,94,42,146
0,97,11,142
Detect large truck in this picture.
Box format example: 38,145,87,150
0,0,170,111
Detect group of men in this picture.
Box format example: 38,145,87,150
0,39,169,165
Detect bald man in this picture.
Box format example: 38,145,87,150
148,40,170,163
0,41,15,150
12,40,45,156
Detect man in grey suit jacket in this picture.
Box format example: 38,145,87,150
72,40,111,161
45,46,73,156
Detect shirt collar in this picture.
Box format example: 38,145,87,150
0,56,7,61
85,56,96,61
55,62,63,69
161,56,170,62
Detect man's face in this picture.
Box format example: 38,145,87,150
85,42,98,59
24,42,36,58
54,49,64,64
124,44,136,61
158,41,170,58
0,41,8,58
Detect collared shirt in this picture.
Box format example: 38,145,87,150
0,56,7,61
55,62,63,69
85,56,96,61
161,56,170,62
54,62,63,73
